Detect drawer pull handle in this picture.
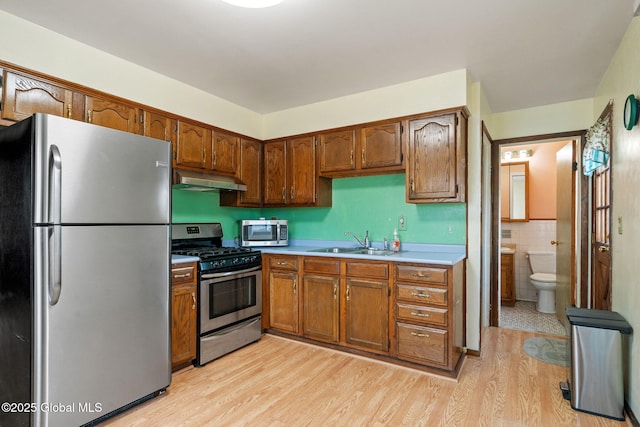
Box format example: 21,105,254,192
412,271,430,278
410,292,430,299
276,261,288,266
411,332,430,338
410,311,430,318
173,273,190,278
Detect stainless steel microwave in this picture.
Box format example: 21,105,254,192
240,219,288,247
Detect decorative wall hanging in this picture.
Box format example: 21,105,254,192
583,115,611,176
623,94,639,130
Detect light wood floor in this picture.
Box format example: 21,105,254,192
104,327,630,426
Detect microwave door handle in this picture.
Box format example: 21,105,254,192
201,265,261,279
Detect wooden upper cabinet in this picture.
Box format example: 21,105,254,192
288,136,316,205
144,111,176,142
211,130,238,175
318,130,356,173
263,141,287,205
406,110,467,203
220,138,263,207
85,96,140,133
1,70,83,121
318,122,403,177
176,120,211,169
360,122,403,169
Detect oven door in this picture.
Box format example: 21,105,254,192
199,265,262,334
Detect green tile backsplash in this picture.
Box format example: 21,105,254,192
172,174,466,245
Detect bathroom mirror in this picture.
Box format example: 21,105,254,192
500,162,529,222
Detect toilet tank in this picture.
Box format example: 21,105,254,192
527,251,556,274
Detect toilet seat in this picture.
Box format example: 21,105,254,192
530,273,556,283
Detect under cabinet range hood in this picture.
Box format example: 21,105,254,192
173,169,247,192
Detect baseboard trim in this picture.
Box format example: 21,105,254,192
466,349,480,357
626,402,639,426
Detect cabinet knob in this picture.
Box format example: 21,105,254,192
67,104,72,119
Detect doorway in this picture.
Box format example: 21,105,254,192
488,130,586,333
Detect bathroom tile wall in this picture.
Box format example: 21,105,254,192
501,220,557,301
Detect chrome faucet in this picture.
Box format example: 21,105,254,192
345,230,370,248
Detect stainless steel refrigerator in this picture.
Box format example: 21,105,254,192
0,114,172,426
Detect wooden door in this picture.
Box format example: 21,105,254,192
263,141,287,205
288,136,316,204
143,111,176,162
212,130,238,174
1,71,82,121
556,142,574,327
407,114,457,201
592,157,612,310
86,96,140,133
344,278,389,352
176,121,210,169
171,283,196,369
238,139,262,206
269,271,299,334
318,130,356,173
360,122,402,169
303,275,339,343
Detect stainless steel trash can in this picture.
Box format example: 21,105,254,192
565,308,632,421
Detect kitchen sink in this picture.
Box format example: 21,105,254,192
307,247,396,256
307,247,363,253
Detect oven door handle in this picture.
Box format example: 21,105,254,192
201,265,262,279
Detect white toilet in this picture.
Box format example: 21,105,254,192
527,251,557,314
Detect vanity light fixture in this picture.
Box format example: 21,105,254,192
501,149,533,161
221,0,284,7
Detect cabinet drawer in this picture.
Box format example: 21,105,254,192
396,265,447,284
303,257,340,275
396,303,448,327
346,261,389,279
396,322,447,366
397,284,447,306
268,255,299,271
171,264,196,285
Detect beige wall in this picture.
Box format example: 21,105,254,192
594,15,640,416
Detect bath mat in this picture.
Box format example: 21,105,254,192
523,337,569,366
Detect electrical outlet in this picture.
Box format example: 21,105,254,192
398,215,406,231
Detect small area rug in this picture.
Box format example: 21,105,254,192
523,337,569,367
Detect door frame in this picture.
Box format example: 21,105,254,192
489,130,588,327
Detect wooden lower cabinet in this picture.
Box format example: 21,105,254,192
501,252,515,306
264,254,464,376
171,262,197,371
394,262,464,372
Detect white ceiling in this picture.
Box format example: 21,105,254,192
0,0,636,114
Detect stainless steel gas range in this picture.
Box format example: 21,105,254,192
172,223,262,366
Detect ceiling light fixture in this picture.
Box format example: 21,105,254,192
221,0,284,8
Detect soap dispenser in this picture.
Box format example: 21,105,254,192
392,229,400,252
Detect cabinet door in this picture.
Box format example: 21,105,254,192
238,139,262,206
171,283,196,369
407,114,457,201
288,136,316,204
500,253,515,305
86,96,140,133
360,122,402,169
263,141,287,205
269,271,299,334
303,275,339,343
212,130,238,174
176,121,210,169
318,130,356,173
345,278,389,352
144,111,177,162
1,71,80,121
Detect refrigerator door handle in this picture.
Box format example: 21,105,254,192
48,145,62,224
48,145,62,305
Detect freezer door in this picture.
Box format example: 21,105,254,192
32,114,171,225
33,225,171,427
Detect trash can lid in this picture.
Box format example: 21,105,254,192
565,307,626,322
568,315,633,334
